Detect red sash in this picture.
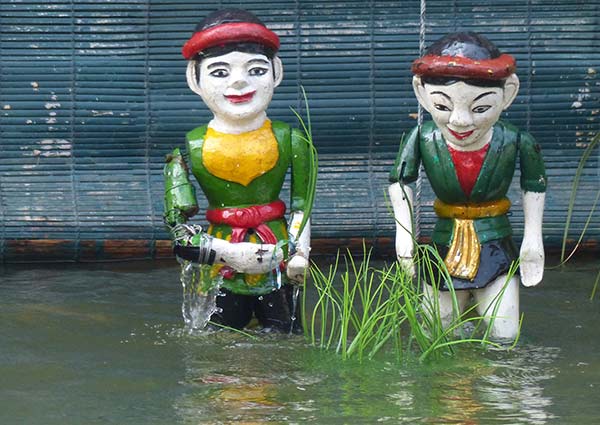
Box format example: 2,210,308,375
205,200,286,244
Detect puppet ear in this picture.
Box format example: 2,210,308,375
412,75,432,113
186,61,203,96
272,56,284,88
502,73,520,110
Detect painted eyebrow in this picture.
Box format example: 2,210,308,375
430,91,451,100
206,61,229,69
473,91,496,101
247,59,270,66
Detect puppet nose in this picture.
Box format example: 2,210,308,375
230,72,249,90
449,108,473,128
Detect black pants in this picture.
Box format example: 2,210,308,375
212,285,302,334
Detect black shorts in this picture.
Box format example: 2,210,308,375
427,237,519,291
211,285,302,334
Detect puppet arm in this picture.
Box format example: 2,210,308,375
389,182,415,276
287,212,310,282
163,148,199,227
164,148,283,274
173,227,284,274
287,127,313,283
519,191,545,286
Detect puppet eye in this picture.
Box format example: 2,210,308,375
472,105,491,113
209,69,229,78
434,103,451,112
249,67,268,76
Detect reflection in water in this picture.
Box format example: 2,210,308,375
408,345,559,424
173,333,300,424
180,375,280,425
173,334,560,424
478,345,559,424
431,371,485,424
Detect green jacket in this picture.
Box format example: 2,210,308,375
178,120,309,295
390,120,547,245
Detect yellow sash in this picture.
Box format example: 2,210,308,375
434,198,511,280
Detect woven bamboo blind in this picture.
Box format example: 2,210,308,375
0,0,598,260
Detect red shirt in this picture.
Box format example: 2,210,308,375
447,143,490,198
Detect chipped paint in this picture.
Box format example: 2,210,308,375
45,102,61,109
91,110,114,117
29,139,72,158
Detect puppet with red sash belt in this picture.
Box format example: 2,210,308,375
164,9,311,332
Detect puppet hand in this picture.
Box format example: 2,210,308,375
519,238,544,287
397,256,415,278
287,254,309,284
172,223,203,245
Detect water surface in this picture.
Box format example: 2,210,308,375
0,258,598,424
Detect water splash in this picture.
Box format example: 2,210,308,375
290,285,300,334
178,258,223,332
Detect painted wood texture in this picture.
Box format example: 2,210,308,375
0,1,598,261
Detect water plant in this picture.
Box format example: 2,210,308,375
304,246,405,362
289,85,319,240
558,132,599,300
560,133,599,264
303,243,518,363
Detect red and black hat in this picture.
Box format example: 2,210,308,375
412,32,516,81
182,9,280,60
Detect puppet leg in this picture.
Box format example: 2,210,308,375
473,274,520,341
254,285,302,334
422,283,470,330
213,289,254,330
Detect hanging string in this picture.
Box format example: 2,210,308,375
526,0,532,132
415,0,426,240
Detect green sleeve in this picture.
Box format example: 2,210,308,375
163,147,199,227
290,127,310,212
519,131,547,193
389,125,421,184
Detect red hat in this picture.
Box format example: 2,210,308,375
412,32,516,81
182,9,280,60
412,54,516,80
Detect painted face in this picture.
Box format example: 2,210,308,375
421,81,505,149
197,51,276,123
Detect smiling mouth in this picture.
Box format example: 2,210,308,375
225,91,256,104
448,128,475,140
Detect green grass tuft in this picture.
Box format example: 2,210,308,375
303,242,517,363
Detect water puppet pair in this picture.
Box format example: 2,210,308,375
164,9,546,340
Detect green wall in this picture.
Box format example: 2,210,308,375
0,0,598,260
